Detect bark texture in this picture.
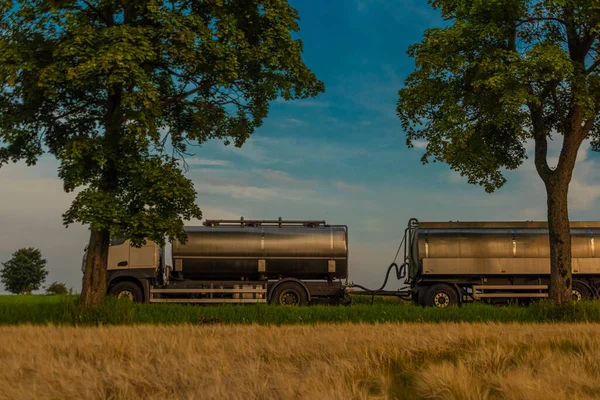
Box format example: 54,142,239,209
79,229,110,307
533,101,585,305
545,180,572,304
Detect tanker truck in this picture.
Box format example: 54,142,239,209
100,218,348,305
404,218,600,307
96,216,600,307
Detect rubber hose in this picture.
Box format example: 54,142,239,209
350,262,407,293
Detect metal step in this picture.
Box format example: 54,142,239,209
149,285,267,304
151,288,266,294
472,285,548,290
472,284,548,299
474,293,548,299
150,298,267,304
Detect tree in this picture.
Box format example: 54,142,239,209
45,281,70,295
1,248,48,294
0,1,324,306
397,1,600,304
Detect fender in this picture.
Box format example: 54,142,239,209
452,282,463,305
414,281,462,306
268,278,311,303
573,279,595,299
107,268,156,303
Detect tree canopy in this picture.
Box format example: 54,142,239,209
0,0,324,246
398,0,600,192
1,247,48,294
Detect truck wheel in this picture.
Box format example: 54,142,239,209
424,284,459,308
109,281,143,303
272,282,308,306
572,282,592,301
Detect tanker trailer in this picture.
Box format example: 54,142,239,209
103,218,349,305
405,218,600,307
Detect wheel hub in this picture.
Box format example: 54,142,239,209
117,290,134,301
572,289,582,302
433,292,450,307
280,290,299,305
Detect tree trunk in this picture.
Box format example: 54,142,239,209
545,178,573,304
77,8,124,307
531,95,585,305
79,228,110,307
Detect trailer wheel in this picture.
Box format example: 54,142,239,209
424,284,459,308
109,281,143,303
272,282,308,306
572,282,592,301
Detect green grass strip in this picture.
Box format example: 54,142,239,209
0,295,599,326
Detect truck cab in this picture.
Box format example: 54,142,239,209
105,236,163,302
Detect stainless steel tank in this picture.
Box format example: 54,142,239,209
171,220,348,280
413,221,600,276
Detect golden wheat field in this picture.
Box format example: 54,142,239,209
1,323,600,400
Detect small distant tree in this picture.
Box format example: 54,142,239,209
45,281,69,296
0,248,48,294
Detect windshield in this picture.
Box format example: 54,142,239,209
110,233,126,246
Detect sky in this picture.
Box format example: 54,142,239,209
2,0,600,293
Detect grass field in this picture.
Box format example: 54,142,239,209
2,295,600,325
2,322,600,399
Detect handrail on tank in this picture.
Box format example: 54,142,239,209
203,216,327,227
403,218,419,285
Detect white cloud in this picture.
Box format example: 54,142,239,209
193,181,336,205
259,169,297,184
220,140,269,163
412,140,428,149
186,158,230,167
334,180,367,192
274,98,330,108
187,205,246,224
257,169,317,187
206,135,375,170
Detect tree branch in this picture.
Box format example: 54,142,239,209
161,86,205,105
538,79,561,103
52,102,93,122
582,118,596,138
562,6,586,63
528,101,553,180
517,17,567,26
160,76,216,105
587,58,600,74
147,62,202,86
81,1,107,24
582,104,600,138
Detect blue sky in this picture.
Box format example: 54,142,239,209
2,0,600,292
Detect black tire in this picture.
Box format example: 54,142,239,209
109,281,144,303
423,284,459,308
414,287,428,306
272,282,308,306
572,281,593,302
